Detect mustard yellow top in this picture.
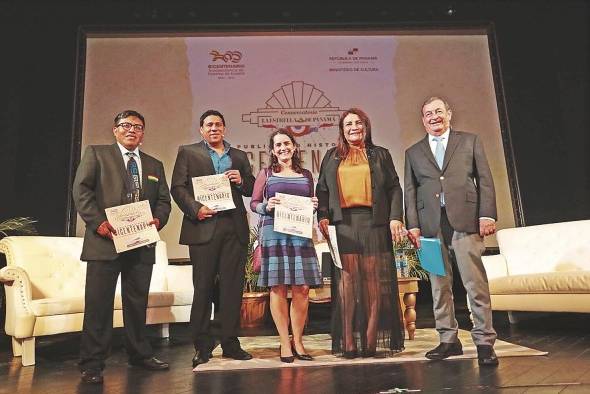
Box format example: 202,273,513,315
337,147,372,208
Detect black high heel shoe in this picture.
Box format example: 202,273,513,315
279,346,294,363
342,350,358,359
291,343,313,361
361,349,376,358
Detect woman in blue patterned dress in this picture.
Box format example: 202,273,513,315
250,129,322,363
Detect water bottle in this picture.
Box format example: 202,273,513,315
401,253,409,277
394,250,405,277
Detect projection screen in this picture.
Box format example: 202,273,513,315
70,25,521,260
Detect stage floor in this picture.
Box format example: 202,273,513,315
2,305,590,393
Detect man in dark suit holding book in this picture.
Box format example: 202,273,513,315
171,109,255,367
73,110,171,384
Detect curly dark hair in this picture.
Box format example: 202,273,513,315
268,128,303,173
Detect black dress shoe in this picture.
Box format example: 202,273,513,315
222,347,253,360
279,345,295,363
425,341,463,360
291,343,313,361
192,350,211,367
129,356,169,370
81,369,103,384
477,345,499,367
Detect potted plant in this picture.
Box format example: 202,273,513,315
240,227,270,329
0,217,38,239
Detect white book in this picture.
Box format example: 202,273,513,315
105,200,160,253
327,225,342,269
273,192,314,239
191,174,236,211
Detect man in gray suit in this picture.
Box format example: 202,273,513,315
171,110,255,367
404,97,499,366
73,110,171,384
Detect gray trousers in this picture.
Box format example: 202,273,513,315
429,213,497,346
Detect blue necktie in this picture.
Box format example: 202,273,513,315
433,137,446,206
126,152,140,203
433,136,445,169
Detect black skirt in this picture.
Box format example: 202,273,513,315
331,207,405,356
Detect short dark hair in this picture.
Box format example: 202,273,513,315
199,110,225,127
114,110,145,127
421,96,451,116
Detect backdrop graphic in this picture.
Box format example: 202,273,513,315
77,30,515,259
185,35,396,178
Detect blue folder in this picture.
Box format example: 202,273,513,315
417,237,446,276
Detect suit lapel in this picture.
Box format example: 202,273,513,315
110,144,129,185
107,144,131,202
442,130,460,172
196,141,216,174
139,151,150,199
327,149,341,194
419,135,439,169
228,147,241,171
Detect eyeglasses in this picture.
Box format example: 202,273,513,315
117,122,145,132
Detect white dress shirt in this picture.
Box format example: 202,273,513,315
428,128,450,156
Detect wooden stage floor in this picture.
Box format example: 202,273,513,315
2,304,590,393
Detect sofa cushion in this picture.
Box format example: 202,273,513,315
143,290,194,308
496,220,590,275
30,290,194,317
489,271,590,295
31,297,85,316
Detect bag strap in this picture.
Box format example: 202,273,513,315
263,167,271,201
257,168,272,244
302,169,314,197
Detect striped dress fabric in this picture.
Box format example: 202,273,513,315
256,175,322,288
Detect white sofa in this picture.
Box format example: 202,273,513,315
0,236,193,366
482,220,590,322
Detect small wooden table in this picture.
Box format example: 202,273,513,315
309,276,420,340
397,277,419,340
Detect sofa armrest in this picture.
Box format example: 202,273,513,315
165,265,193,292
0,266,36,338
481,254,509,280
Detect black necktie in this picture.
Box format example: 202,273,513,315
126,152,140,203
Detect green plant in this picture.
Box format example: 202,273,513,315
243,227,267,293
0,217,38,239
393,238,430,281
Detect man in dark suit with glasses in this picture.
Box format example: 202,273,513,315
73,110,171,384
